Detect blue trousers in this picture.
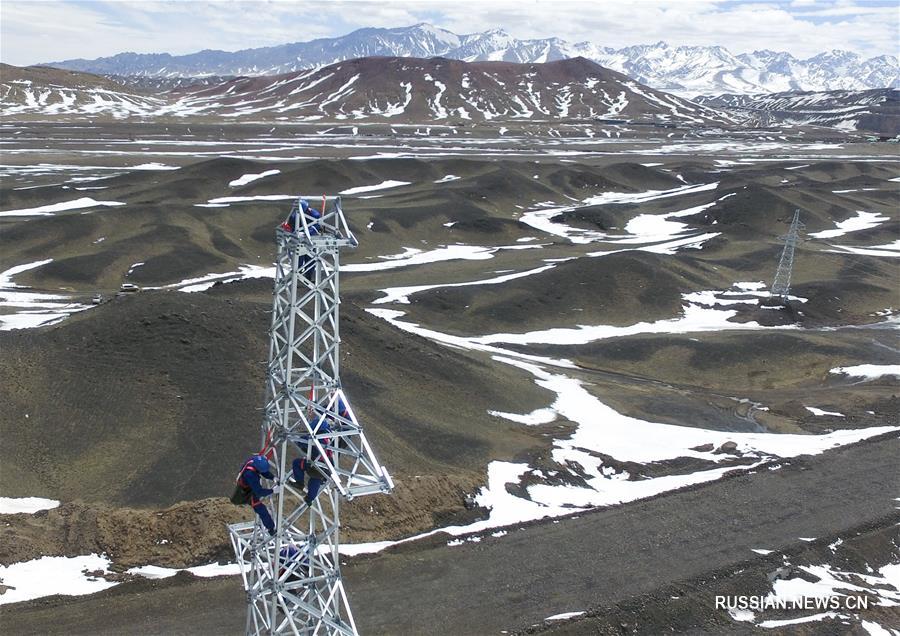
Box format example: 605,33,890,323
252,502,275,534
292,458,324,502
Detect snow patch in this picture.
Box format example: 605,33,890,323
229,169,280,187
0,554,118,604
0,197,125,217
167,265,275,293
826,240,900,258
805,407,845,417
830,365,900,380
345,245,495,274
127,562,242,580
488,407,557,426
519,182,719,246
197,194,295,207
809,211,888,239
0,259,91,331
758,612,844,628
339,180,410,195
373,263,555,305
0,497,60,514
470,290,773,347
545,611,585,621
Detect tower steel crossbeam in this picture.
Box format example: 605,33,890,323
229,196,393,636
770,208,804,303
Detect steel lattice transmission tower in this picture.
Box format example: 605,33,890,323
770,208,804,303
229,196,393,635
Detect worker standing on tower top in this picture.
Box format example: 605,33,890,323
232,454,277,536
281,198,321,235
282,198,322,283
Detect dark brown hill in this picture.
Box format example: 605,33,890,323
0,63,143,93
2,57,733,124
405,251,705,335
0,157,610,290
0,63,164,118
0,286,549,508
165,56,733,124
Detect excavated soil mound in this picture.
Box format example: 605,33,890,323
0,499,244,569
0,473,483,570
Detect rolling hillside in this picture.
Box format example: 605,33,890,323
1,57,733,124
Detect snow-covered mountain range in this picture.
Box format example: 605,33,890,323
0,57,736,125
47,24,898,97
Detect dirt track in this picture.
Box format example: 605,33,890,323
5,432,898,635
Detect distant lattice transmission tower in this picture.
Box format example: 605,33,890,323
770,208,804,303
229,196,393,635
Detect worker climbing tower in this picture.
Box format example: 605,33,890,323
770,208,804,304
229,196,393,635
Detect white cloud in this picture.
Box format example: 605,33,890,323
0,0,896,67
429,1,898,58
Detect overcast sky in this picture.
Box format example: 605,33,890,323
1,0,897,67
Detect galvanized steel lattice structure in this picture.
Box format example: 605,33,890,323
229,196,393,635
770,208,804,302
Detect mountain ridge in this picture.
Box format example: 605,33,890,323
1,56,737,124
45,23,899,96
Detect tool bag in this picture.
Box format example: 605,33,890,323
230,483,252,505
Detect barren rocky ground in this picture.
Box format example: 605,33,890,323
1,119,898,634
4,434,898,635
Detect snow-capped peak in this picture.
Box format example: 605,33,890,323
44,25,899,96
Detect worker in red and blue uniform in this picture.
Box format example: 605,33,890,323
306,204,321,236
278,544,308,582
291,400,348,506
292,416,329,506
281,199,322,282
237,455,277,535
281,199,321,235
